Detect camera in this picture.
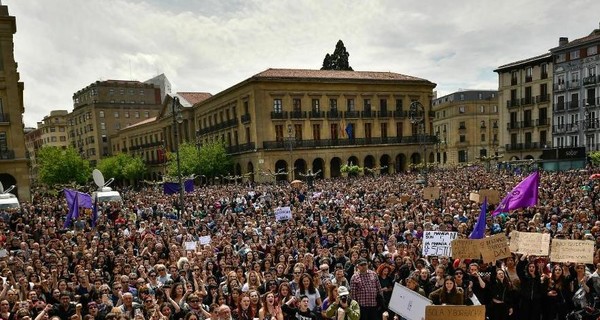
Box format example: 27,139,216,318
340,296,348,303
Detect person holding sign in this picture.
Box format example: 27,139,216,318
428,276,464,306
516,254,543,320
488,269,515,320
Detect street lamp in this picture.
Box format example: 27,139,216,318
409,101,427,186
285,124,296,180
171,97,184,217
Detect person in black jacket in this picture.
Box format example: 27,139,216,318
282,295,319,320
488,268,515,320
516,254,543,320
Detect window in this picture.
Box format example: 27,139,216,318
525,67,533,82
588,46,598,56
364,99,371,112
380,99,388,113
459,135,466,142
481,134,485,142
556,53,566,63
541,63,549,79
102,135,107,143
381,122,387,138
396,122,403,138
294,124,302,141
120,89,125,95
329,98,338,111
99,111,105,118
511,71,518,85
100,123,106,130
109,89,114,95
459,106,465,113
140,89,145,95
273,99,283,113
114,111,119,118
292,98,301,112
125,112,130,118
313,124,320,141
572,71,580,84
275,125,283,142
480,105,484,113
60,136,66,142
144,111,150,118
330,123,339,140
115,123,120,129
395,99,403,111
459,121,466,129
347,98,355,112
365,123,372,140
570,50,580,60
135,111,140,118
311,99,320,112
492,105,498,113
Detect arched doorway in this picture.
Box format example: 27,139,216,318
275,160,288,181
525,155,534,160
247,162,254,182
0,173,17,196
395,154,406,172
410,153,421,164
364,155,375,175
428,151,435,164
312,158,325,179
294,159,307,181
330,157,342,178
347,156,359,166
380,154,391,174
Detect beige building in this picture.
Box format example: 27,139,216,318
110,92,212,180
432,90,499,166
68,79,165,166
193,68,437,181
24,110,69,180
0,4,29,200
494,53,553,160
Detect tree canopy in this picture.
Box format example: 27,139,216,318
166,141,233,180
96,153,146,184
166,142,201,179
37,146,92,185
321,40,353,71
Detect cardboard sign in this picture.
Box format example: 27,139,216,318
423,187,441,200
550,239,594,263
184,241,197,251
515,232,550,256
509,231,520,252
387,196,398,204
423,231,458,257
199,236,211,245
389,283,431,320
400,195,410,203
451,239,482,260
481,234,511,263
479,189,500,204
469,193,480,203
425,305,486,320
275,206,292,221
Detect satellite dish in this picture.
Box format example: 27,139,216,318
93,169,105,188
0,182,15,194
0,182,3,193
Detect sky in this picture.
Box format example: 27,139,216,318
3,0,600,127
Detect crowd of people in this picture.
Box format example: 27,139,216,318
2,166,600,320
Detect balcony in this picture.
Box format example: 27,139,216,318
225,142,256,155
289,111,307,119
0,150,15,160
585,119,600,131
344,111,360,118
458,125,467,133
552,124,565,133
241,113,251,124
522,120,534,128
554,83,566,91
309,111,325,119
541,72,548,79
262,135,439,150
569,101,580,109
393,110,407,119
536,94,550,103
554,102,566,113
521,96,534,106
525,75,533,82
0,113,8,123
378,111,392,118
361,110,376,118
583,75,597,86
506,122,520,130
569,79,581,89
511,78,518,86
535,118,550,126
327,110,341,119
505,143,541,151
566,123,579,132
270,111,288,120
507,99,520,109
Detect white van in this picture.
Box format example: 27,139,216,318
92,189,123,204
0,192,19,210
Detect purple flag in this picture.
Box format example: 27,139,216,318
163,180,194,195
64,189,93,228
469,197,487,239
492,171,539,216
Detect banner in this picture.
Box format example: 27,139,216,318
425,305,486,320
481,234,511,263
423,231,458,257
550,239,594,263
423,187,441,200
514,231,550,256
163,180,194,195
389,283,431,320
451,239,482,260
274,206,292,221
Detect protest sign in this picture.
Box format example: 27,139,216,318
450,239,482,260
423,187,441,200
425,305,485,320
423,231,458,257
184,241,197,251
515,232,550,256
550,239,594,263
509,231,520,252
199,236,211,245
481,234,511,263
275,206,292,221
479,189,500,204
469,193,480,203
400,195,410,203
389,283,431,320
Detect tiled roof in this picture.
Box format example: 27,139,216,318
177,92,212,105
550,29,600,52
125,116,157,128
494,53,552,72
252,68,428,82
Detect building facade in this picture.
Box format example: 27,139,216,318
68,79,165,166
495,53,553,160
549,27,600,151
431,90,499,166
193,68,437,181
0,4,29,200
24,110,69,180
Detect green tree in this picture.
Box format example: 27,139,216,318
589,151,600,166
97,153,147,184
37,146,91,185
166,142,201,178
321,40,353,71
198,140,233,178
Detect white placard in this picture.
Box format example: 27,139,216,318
422,231,458,257
389,283,431,320
275,206,292,221
184,241,197,251
199,236,211,245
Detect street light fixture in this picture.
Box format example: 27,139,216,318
409,101,427,186
171,97,184,217
285,124,296,180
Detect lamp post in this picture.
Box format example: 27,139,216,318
285,124,296,181
171,97,184,217
409,101,426,186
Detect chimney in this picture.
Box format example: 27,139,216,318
559,37,569,46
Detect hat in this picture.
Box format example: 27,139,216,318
357,258,368,265
338,286,350,296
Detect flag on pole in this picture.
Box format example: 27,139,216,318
64,189,93,228
339,119,346,138
345,123,353,139
469,197,487,239
492,171,539,216
91,196,98,228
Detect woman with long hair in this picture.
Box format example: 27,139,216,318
259,292,284,320
516,255,544,320
296,273,321,312
243,270,263,292
233,292,255,320
320,283,338,320
488,269,515,320
428,276,464,305
169,282,186,307
249,289,262,318
542,264,570,320
377,263,394,309
277,282,294,306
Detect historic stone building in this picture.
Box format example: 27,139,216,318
24,110,69,180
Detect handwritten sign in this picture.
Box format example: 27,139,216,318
509,231,520,252
423,231,458,257
451,239,482,260
274,206,292,221
400,195,410,203
514,232,550,256
423,187,441,200
550,239,594,263
389,283,431,320
479,189,500,204
425,305,485,320
481,234,511,263
198,236,211,245
469,193,480,203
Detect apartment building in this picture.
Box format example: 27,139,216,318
193,68,437,181
0,3,29,200
550,26,600,150
494,53,553,160
24,110,69,180
431,90,499,166
68,78,165,166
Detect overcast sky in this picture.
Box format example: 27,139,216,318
4,0,600,127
